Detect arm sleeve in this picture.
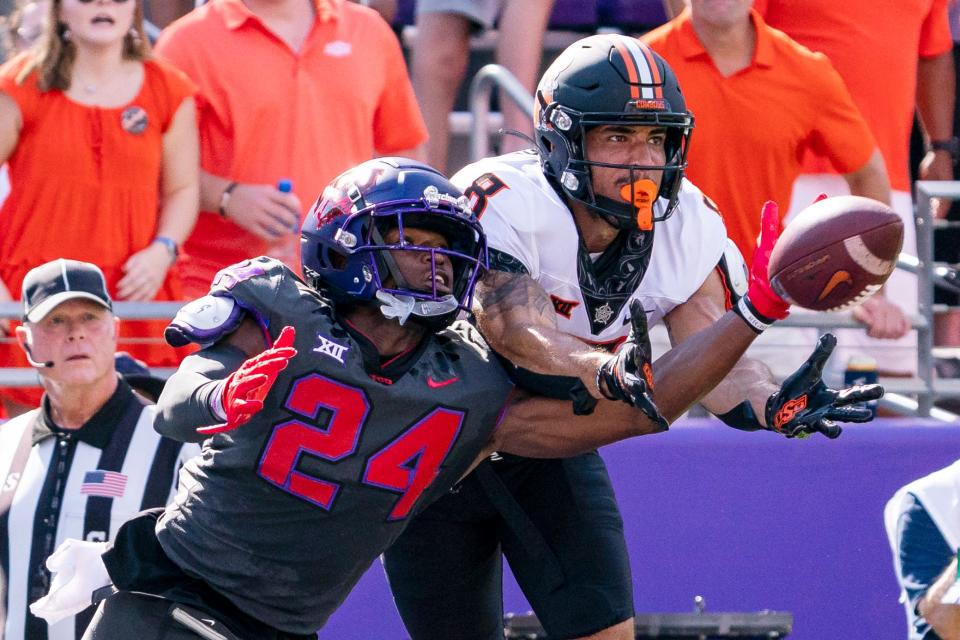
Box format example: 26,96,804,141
919,0,953,59
153,342,248,443
897,493,956,639
804,57,877,174
372,19,428,152
154,60,197,134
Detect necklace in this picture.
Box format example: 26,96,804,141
81,83,97,95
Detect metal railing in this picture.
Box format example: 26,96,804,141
469,64,536,162
0,301,183,387
467,64,960,420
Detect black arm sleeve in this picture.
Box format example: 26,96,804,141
897,493,954,640
153,342,250,443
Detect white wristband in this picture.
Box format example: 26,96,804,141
735,297,771,334
209,380,228,421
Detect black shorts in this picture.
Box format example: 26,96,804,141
383,452,634,640
92,510,313,640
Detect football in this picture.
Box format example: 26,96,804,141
768,195,904,312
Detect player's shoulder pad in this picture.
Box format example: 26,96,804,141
165,294,244,348
442,319,494,361
452,152,551,229
165,257,295,348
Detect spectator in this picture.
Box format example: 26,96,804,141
154,0,427,298
0,0,199,418
411,0,556,173
0,259,199,640
885,460,960,640
757,0,955,377
642,0,903,378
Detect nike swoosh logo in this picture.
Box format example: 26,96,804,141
427,376,459,389
816,270,853,302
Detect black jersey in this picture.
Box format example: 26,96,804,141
156,258,514,634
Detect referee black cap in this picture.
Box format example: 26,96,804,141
22,259,113,323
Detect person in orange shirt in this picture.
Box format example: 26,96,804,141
757,0,956,371
643,0,908,379
0,0,200,418
154,0,428,298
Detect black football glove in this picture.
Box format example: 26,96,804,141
764,333,884,439
597,300,669,430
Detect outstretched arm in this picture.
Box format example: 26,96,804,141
485,389,667,459
154,319,294,442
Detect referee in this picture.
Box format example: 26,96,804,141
0,259,199,640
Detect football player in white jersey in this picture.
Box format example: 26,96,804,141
383,35,882,640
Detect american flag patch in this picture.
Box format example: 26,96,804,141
80,470,127,498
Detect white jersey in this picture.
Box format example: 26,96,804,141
453,151,727,345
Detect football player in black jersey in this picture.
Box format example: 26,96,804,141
44,158,668,640
384,36,887,640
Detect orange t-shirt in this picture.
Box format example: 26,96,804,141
757,0,953,192
642,9,876,264
0,54,195,405
155,0,428,297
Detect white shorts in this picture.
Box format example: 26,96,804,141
416,0,503,30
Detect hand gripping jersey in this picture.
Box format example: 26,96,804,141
455,151,728,343
156,258,513,634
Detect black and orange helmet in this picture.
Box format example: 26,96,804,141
534,34,694,230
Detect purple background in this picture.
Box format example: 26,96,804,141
320,418,960,639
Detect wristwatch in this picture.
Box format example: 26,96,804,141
219,182,238,218
929,137,960,160
152,235,179,262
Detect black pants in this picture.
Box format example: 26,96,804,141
383,452,634,640
93,510,314,640
83,591,235,640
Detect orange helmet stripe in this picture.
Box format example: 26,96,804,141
611,37,641,100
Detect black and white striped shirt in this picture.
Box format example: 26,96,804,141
0,379,200,640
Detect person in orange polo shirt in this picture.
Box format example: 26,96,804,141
643,0,909,380
154,0,428,298
757,0,956,370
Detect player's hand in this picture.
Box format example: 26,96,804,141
117,243,171,301
223,183,302,240
764,333,883,439
199,326,297,435
853,295,911,339
747,201,790,321
596,300,669,430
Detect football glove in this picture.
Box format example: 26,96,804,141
734,201,790,333
597,299,669,430
764,333,884,439
199,325,297,435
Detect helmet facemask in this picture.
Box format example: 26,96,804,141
537,100,693,231
304,186,488,331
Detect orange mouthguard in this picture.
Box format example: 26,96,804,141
619,179,657,231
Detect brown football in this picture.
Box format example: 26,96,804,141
768,196,903,312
